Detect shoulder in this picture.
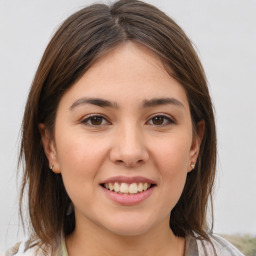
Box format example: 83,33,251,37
5,239,46,256
196,233,245,256
4,236,65,256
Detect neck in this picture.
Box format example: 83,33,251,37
66,217,185,256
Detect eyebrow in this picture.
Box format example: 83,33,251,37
69,97,184,110
70,97,118,110
142,97,184,108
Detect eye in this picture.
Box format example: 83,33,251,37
81,115,110,126
147,114,175,126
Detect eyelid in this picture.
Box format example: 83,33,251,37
81,114,111,126
80,113,175,127
146,113,176,126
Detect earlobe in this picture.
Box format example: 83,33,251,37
188,120,205,172
38,123,61,173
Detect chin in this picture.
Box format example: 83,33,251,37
103,216,156,237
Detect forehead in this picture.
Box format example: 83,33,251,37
58,41,189,110
86,41,171,88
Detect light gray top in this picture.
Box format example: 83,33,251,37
5,233,244,256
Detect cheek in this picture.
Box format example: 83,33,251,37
56,132,108,171
55,134,109,192
151,134,191,204
55,135,111,210
153,133,191,171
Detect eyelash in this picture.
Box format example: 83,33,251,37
81,114,175,127
81,114,110,126
147,114,175,126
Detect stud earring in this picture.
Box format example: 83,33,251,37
49,165,54,170
190,162,195,169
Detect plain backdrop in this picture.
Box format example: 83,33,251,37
0,0,256,252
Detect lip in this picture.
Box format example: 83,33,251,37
101,176,157,185
101,185,155,206
100,176,156,206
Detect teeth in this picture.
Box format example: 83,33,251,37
120,183,129,193
138,183,144,192
129,183,138,194
109,183,114,191
114,182,120,192
104,182,152,194
143,183,149,190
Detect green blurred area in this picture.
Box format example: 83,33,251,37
221,234,256,256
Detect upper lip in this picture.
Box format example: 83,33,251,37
101,176,157,185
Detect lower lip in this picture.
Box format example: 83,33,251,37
101,186,155,206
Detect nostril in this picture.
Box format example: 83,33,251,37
114,160,125,165
114,159,144,167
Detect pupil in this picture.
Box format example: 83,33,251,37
91,116,102,125
153,116,163,125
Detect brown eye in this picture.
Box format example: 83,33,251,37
152,116,164,125
90,116,103,125
81,115,109,126
148,115,174,126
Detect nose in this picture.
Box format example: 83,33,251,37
109,124,149,167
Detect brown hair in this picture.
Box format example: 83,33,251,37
20,0,216,250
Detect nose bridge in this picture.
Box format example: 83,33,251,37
110,121,148,166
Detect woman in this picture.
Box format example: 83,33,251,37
6,0,244,255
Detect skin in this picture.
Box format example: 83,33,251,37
40,41,204,256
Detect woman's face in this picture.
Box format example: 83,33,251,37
43,42,201,237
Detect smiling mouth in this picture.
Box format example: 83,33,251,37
101,182,155,195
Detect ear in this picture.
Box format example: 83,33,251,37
38,123,61,173
188,120,205,172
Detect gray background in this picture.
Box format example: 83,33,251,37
0,0,255,252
